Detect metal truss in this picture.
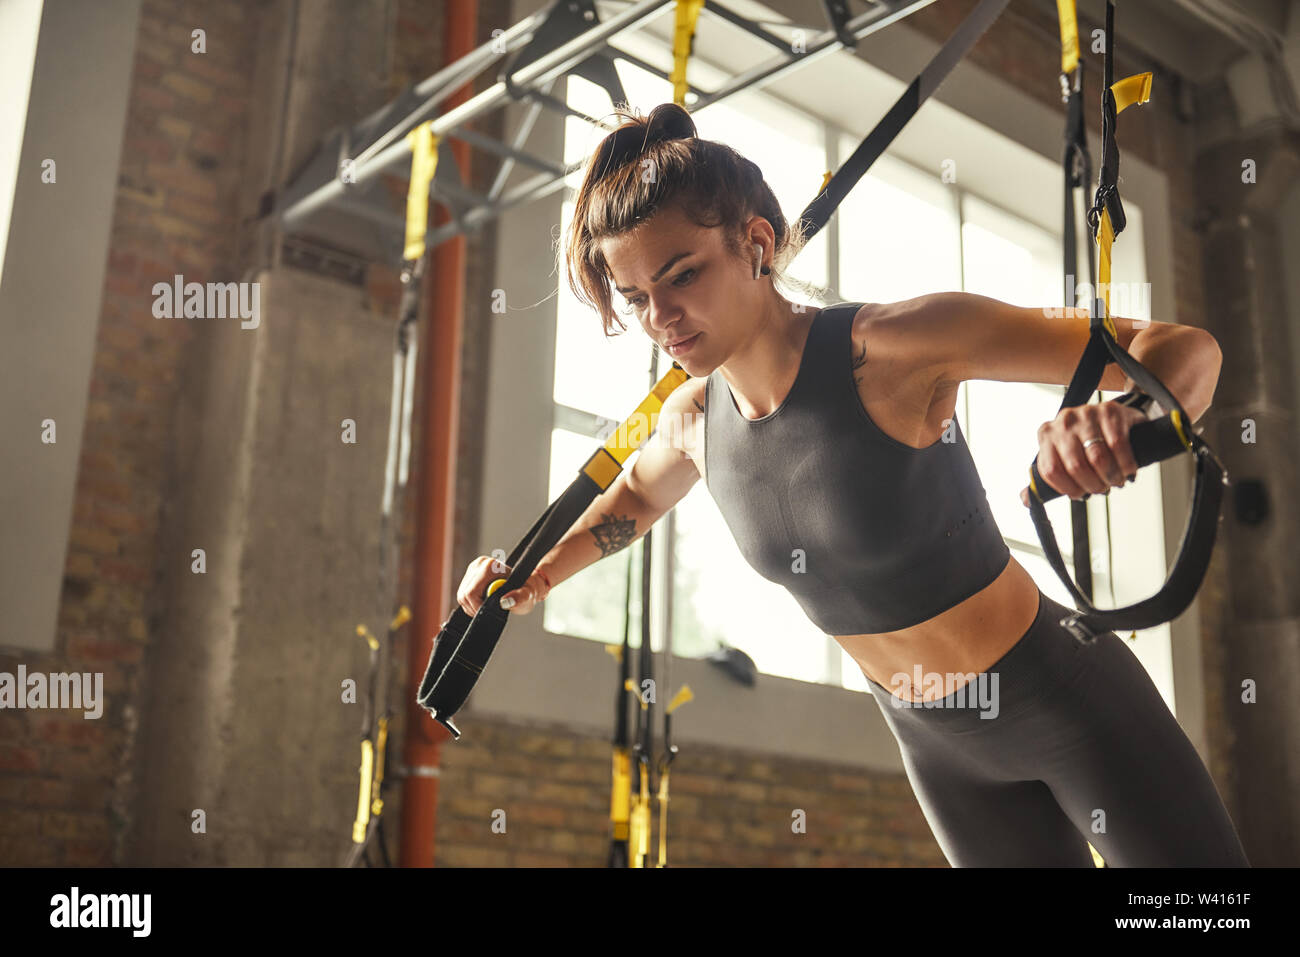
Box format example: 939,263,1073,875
274,0,938,264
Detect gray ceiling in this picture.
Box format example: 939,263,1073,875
1037,0,1296,81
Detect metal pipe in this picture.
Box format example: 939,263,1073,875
692,0,936,111
349,10,546,170
423,165,575,248
399,0,478,871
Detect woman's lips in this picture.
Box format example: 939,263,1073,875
666,333,700,357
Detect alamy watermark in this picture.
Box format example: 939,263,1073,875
49,887,150,937
1042,275,1152,321
0,667,103,719
152,274,260,329
879,667,1000,719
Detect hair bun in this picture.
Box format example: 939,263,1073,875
643,102,696,145
594,103,696,180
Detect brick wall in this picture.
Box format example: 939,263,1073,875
432,715,943,867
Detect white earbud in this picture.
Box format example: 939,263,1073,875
752,243,763,280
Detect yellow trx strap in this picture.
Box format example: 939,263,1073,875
670,0,705,106
351,622,380,844
610,749,632,841
349,604,409,851
580,367,689,489
1056,0,1079,76
656,684,694,868
404,121,440,262
1093,72,1151,339
352,739,374,843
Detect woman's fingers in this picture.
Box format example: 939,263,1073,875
458,555,513,615
455,557,551,616
1026,403,1145,504
502,574,548,613
1035,422,1090,500
500,585,533,612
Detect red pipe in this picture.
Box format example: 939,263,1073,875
400,0,478,869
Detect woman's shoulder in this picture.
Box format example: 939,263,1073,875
846,296,951,377
675,372,708,413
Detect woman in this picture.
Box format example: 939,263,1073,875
457,103,1248,867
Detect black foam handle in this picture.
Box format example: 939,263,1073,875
1033,414,1190,503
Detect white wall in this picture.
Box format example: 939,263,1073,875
0,0,45,277
0,0,141,652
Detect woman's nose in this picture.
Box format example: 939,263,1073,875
643,297,680,332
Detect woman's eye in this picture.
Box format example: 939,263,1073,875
621,270,693,313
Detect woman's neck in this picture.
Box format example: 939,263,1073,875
717,300,821,420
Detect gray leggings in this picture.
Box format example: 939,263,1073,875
864,590,1250,867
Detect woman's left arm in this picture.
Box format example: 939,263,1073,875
904,291,1223,503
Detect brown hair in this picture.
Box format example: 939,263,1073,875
561,102,824,337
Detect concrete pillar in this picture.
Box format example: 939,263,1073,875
1194,127,1300,865
129,0,399,864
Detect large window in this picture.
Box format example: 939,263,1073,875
544,56,1168,697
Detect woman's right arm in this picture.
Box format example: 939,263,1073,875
456,380,704,616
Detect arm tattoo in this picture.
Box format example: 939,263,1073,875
693,399,704,413
590,512,637,557
852,340,868,390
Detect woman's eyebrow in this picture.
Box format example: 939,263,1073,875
615,251,694,294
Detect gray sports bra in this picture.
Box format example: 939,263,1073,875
703,302,1010,635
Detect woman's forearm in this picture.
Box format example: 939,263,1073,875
532,469,664,592
1121,326,1222,425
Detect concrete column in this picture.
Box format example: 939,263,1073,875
1193,127,1300,865
129,0,399,864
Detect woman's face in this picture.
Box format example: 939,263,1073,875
600,204,758,374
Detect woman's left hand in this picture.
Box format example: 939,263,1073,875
1020,400,1147,506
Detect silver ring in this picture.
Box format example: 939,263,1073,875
1082,437,1104,450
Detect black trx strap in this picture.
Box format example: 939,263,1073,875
1058,0,1098,604
1026,1,1229,643
796,0,1011,242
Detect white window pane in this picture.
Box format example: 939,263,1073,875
960,193,1060,307
837,144,961,302
555,199,659,418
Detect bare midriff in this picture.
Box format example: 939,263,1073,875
831,556,1042,703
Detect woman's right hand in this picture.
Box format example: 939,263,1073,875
456,555,551,616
